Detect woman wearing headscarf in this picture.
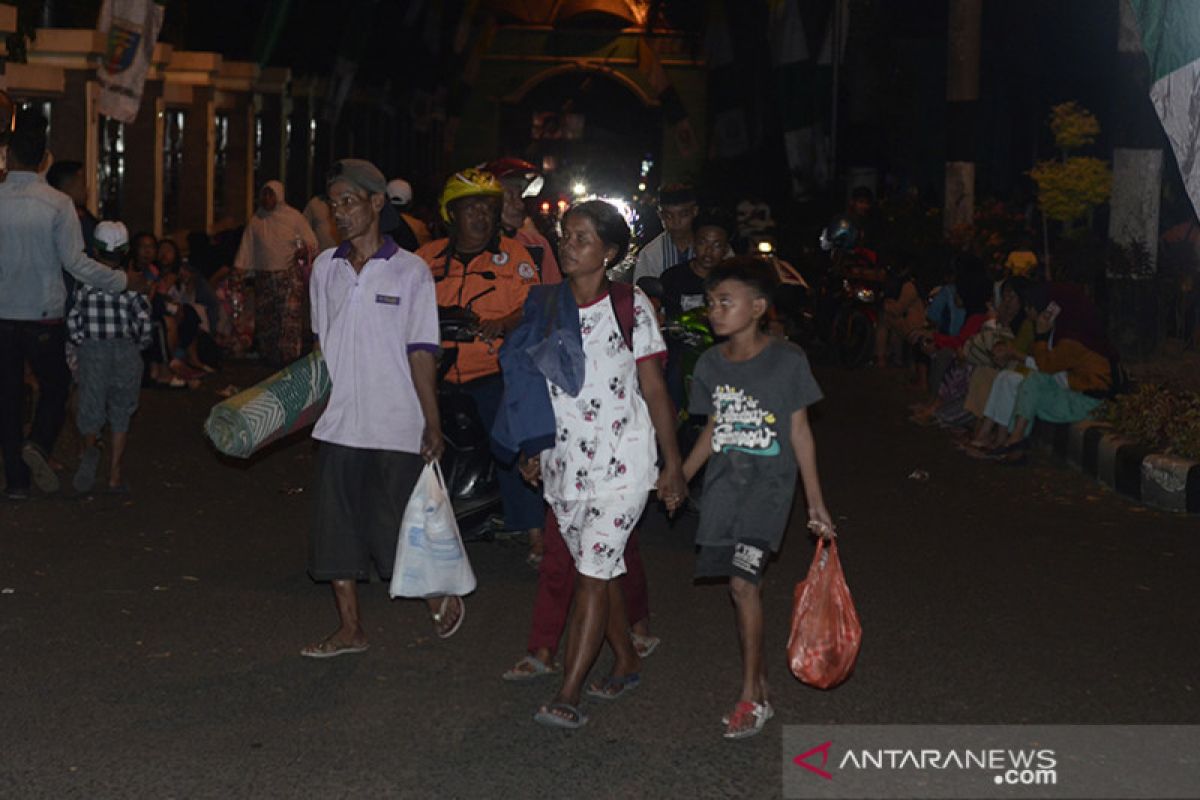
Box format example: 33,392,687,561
234,181,318,365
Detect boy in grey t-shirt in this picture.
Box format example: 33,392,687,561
682,257,835,741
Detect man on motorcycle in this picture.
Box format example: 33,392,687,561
415,168,545,563
632,184,698,283
486,157,561,284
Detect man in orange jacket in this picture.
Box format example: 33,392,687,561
416,168,545,564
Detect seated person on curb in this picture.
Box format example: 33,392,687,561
966,285,1112,463
415,168,545,565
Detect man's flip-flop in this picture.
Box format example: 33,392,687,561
21,442,60,493
73,446,101,493
502,654,559,682
300,639,370,659
585,672,641,701
431,595,465,639
533,702,589,729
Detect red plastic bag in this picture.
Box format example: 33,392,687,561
787,537,862,689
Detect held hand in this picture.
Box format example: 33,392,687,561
1035,308,1056,335
519,454,542,486
655,465,687,515
476,318,507,343
806,506,836,539
420,425,444,463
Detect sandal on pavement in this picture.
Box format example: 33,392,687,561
73,446,101,493
723,701,775,740
534,702,589,729
21,442,60,494
502,654,559,682
300,638,370,659
586,672,641,701
631,632,660,658
431,595,465,639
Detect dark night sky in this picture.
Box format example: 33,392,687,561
38,0,1143,205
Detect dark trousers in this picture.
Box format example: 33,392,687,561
0,320,70,490
526,508,649,658
460,374,546,531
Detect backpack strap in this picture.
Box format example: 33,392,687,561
609,281,636,353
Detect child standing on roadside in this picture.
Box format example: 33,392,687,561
68,221,152,493
682,256,835,740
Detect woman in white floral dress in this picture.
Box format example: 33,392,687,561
522,200,686,729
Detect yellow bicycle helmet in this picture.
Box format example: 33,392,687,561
439,167,503,223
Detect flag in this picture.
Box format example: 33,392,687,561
1129,0,1200,216
769,0,820,198
95,0,165,124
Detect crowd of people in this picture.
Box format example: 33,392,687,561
874,244,1116,465
293,156,836,739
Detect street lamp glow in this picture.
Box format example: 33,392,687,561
572,181,587,196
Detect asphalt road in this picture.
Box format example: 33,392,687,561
2,363,1197,799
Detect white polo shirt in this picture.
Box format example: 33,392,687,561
310,237,439,453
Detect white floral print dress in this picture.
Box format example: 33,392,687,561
540,288,667,579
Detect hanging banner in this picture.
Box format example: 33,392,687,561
95,0,166,124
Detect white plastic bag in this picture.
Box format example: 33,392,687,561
389,462,477,599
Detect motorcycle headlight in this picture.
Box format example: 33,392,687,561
855,287,876,303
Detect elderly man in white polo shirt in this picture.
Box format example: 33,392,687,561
302,158,463,658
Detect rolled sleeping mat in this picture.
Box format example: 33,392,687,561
203,350,331,458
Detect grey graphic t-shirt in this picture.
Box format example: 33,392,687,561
688,339,823,551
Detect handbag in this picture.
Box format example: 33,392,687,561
787,537,862,689
389,462,477,599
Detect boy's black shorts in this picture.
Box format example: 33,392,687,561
695,538,772,585
310,442,424,582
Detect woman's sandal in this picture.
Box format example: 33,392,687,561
533,702,589,729
430,595,465,639
585,672,641,701
723,701,775,740
631,632,661,658
502,654,559,682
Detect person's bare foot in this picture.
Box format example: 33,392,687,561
300,630,369,658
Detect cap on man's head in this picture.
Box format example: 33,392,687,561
386,178,413,206
94,221,130,255
327,158,387,196
657,183,696,207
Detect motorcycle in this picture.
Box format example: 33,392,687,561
436,304,503,541
815,218,886,368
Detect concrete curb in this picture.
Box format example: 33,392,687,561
1032,421,1200,514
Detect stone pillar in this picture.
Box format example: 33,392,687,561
943,0,982,233
287,82,316,207
120,78,164,235
179,85,215,233
222,96,254,224
255,67,290,195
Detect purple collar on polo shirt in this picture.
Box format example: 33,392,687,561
332,235,400,262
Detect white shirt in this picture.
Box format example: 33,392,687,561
310,237,438,453
632,230,693,283
540,289,667,501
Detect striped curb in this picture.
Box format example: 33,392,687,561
1033,421,1200,514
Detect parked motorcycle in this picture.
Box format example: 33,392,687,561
815,217,886,368
436,304,503,541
